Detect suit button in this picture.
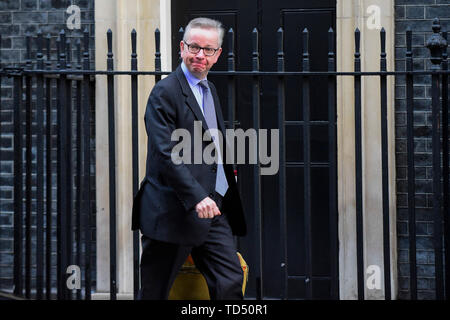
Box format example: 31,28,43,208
212,167,217,173
209,193,214,198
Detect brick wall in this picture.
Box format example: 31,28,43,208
395,0,449,300
0,0,95,296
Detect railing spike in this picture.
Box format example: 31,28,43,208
131,29,137,55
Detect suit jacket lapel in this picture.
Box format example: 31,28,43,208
175,65,226,136
175,66,209,132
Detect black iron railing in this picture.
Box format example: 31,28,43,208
1,30,94,300
0,18,449,300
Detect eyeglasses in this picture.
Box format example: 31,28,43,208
183,41,220,56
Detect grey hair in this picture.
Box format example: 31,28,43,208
183,17,225,47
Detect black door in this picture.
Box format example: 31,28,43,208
171,0,337,300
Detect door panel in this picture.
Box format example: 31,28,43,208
171,0,337,299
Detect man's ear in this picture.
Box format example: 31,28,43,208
180,40,186,58
180,41,185,56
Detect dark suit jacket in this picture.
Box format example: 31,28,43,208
131,65,247,246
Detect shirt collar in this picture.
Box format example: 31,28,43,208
181,61,207,87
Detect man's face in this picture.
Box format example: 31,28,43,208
180,27,222,79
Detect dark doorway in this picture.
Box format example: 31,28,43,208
171,0,338,299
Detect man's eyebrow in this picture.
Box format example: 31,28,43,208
189,42,215,48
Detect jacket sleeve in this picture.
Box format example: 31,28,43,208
145,83,209,211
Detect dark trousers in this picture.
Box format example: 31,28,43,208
138,193,244,300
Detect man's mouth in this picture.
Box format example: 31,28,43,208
192,61,206,68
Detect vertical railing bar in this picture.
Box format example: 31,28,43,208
65,36,74,301
431,63,444,300
354,27,365,300
178,27,184,65
107,29,117,300
327,27,339,300
75,37,82,300
56,37,61,70
0,36,2,297
427,18,445,300
277,26,288,300
252,27,263,300
0,37,2,283
44,33,53,300
66,38,72,70
0,36,2,282
227,27,236,131
82,28,92,300
155,28,161,83
56,34,61,300
0,33,3,278
379,27,391,300
24,33,32,300
440,31,450,301
131,28,140,300
13,74,24,297
227,27,241,252
405,27,418,300
35,30,45,300
57,29,68,300
302,28,313,300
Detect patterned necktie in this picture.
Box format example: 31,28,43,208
198,80,229,197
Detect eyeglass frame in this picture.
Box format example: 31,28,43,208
183,41,220,56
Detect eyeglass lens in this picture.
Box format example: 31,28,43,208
188,44,215,56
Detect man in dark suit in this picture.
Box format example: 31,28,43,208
131,17,247,300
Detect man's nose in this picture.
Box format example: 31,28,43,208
195,49,206,58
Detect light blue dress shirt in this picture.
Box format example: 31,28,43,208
181,62,206,115
180,62,227,186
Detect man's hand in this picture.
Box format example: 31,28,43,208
195,197,221,219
